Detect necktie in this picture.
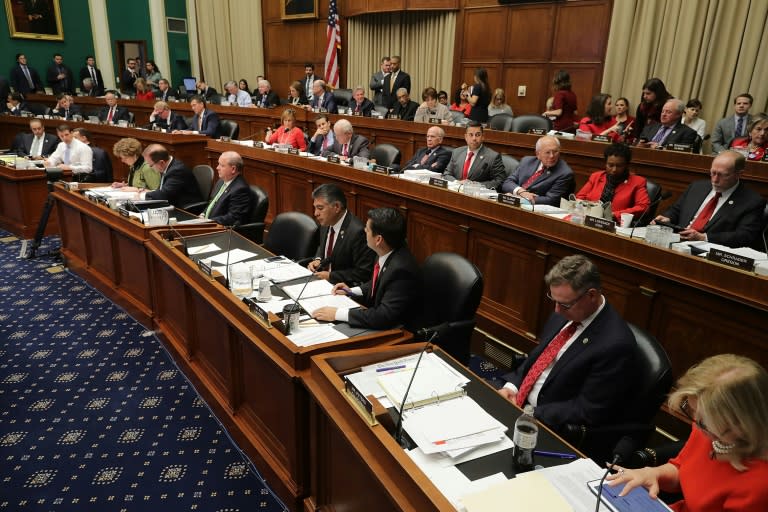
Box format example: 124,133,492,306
107,107,114,123
689,192,722,232
522,166,545,189
23,65,34,89
198,113,204,131
461,151,474,180
90,67,97,85
370,261,381,298
325,227,335,259
30,136,42,157
390,72,396,93
321,135,329,151
420,149,432,165
342,144,348,157
735,116,744,138
516,322,581,407
63,144,71,165
651,125,669,144
204,182,228,218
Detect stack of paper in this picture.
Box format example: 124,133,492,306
376,353,469,410
461,471,574,511
280,279,361,312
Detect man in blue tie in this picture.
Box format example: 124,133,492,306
711,93,754,154
636,99,700,152
45,124,93,180
10,54,43,94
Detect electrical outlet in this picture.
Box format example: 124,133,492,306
517,85,526,97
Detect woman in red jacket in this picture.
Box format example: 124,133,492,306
265,108,307,151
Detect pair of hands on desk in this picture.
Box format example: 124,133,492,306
311,282,352,322
306,259,330,281
652,215,706,242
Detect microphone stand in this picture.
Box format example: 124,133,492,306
393,333,438,448
629,191,673,239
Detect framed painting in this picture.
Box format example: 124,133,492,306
5,0,63,40
281,0,317,20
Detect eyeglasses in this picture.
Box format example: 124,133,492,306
546,289,590,310
680,398,711,434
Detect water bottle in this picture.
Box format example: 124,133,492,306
571,201,585,225
512,405,538,473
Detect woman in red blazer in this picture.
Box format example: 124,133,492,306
265,108,307,151
576,143,650,223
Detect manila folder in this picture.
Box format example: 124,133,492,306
461,471,573,512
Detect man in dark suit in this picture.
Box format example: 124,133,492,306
202,151,253,226
0,75,10,108
176,95,220,138
498,255,637,432
501,134,574,205
146,101,187,131
51,93,75,119
349,86,374,116
313,207,421,330
11,118,59,158
299,63,320,102
5,92,27,116
654,150,765,248
121,58,139,95
323,119,369,161
444,122,506,190
155,79,177,102
369,56,390,106
196,80,217,99
711,93,753,154
73,128,112,183
308,80,337,113
10,54,43,95
401,126,452,173
390,88,418,121
637,98,701,152
307,183,376,285
132,145,203,208
98,91,131,123
307,114,335,155
46,53,74,94
79,56,105,96
254,79,280,108
381,55,411,109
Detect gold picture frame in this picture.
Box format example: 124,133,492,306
281,0,318,20
5,0,64,41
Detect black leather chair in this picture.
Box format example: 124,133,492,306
263,212,319,261
182,164,215,214
209,94,225,105
370,143,401,169
373,105,388,117
511,115,552,133
417,252,483,365
634,177,662,227
500,154,520,179
183,116,193,129
450,111,466,125
332,88,353,107
26,103,50,116
219,119,239,140
235,185,269,244
489,113,515,131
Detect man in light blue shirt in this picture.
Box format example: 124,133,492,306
224,80,253,107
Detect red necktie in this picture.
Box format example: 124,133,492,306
322,135,329,151
370,261,380,298
325,227,335,259
689,192,721,232
522,166,545,189
107,107,114,123
516,322,581,407
343,144,348,157
461,151,474,180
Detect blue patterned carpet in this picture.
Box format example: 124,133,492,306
0,232,287,511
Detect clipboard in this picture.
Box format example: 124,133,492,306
587,479,673,512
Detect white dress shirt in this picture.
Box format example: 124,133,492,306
229,89,253,107
48,138,93,174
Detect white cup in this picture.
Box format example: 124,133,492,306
230,265,253,298
671,243,692,255
620,213,634,228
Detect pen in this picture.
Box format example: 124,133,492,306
376,364,406,372
533,450,578,460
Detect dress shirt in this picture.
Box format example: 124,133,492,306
228,89,253,107
334,250,391,322
29,135,44,157
48,138,93,174
320,212,348,260
688,181,739,230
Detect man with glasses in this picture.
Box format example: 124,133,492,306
497,255,637,436
122,144,202,208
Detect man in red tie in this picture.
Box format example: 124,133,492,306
98,91,130,124
443,122,506,190
497,255,637,443
323,118,370,161
501,134,574,205
312,207,421,330
653,150,765,247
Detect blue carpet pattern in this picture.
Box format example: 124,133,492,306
0,232,287,511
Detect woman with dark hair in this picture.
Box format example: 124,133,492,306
575,143,650,223
635,77,672,136
543,70,577,132
681,99,707,139
612,97,636,143
578,93,619,140
144,60,162,90
287,81,308,105
730,114,768,161
467,68,491,123
238,79,250,94
450,85,472,116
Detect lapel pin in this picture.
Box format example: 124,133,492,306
728,200,733,205
582,338,589,345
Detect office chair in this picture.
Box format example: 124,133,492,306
235,185,270,244
373,105,388,117
635,178,662,227
263,212,319,261
370,143,401,169
218,119,240,140
500,154,520,179
209,94,225,105
26,103,50,116
489,113,515,132
127,112,135,124
450,111,466,124
511,115,552,133
332,88,353,108
181,165,215,214
417,252,484,365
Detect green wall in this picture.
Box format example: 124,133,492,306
106,0,153,85
165,0,191,88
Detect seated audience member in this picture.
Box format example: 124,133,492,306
307,183,376,285
390,87,419,121
98,91,131,124
323,118,369,161
224,80,253,107
654,150,765,247
121,144,202,208
287,81,308,106
612,97,636,144
111,137,160,190
711,93,753,154
501,135,574,205
681,99,707,139
307,114,335,156
202,151,252,226
543,70,578,132
51,92,74,119
488,88,513,118
45,124,93,179
155,79,177,102
498,255,637,434
312,207,421,330
81,78,98,97
5,92,27,115
634,77,672,138
467,68,491,124
438,90,449,106
729,114,768,161
401,126,452,173
133,78,155,101
308,80,337,113
450,86,472,116
254,79,279,108
11,118,59,158
607,354,768,511
578,93,619,140
576,143,650,223
72,127,112,182
147,100,187,131
238,79,250,94
414,87,453,124
175,95,220,138
349,86,374,116
265,108,307,150
443,122,506,189
196,80,217,99
65,94,81,116
637,99,700,152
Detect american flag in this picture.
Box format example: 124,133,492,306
324,0,341,89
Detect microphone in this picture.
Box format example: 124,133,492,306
284,127,290,133
594,436,636,512
393,336,437,448
629,190,673,239
163,217,188,255
223,221,241,290
314,256,332,272
415,320,473,341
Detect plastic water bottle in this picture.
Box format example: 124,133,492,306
571,201,585,225
512,405,538,473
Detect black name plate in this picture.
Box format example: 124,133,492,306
372,164,396,175
591,135,611,143
287,147,300,155
327,154,341,164
584,215,616,232
253,141,264,149
667,143,693,153
429,177,448,188
243,297,270,323
429,117,440,124
528,128,547,135
352,111,362,116
344,376,374,416
707,248,755,271
497,194,520,207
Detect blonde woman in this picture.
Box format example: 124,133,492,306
111,137,160,190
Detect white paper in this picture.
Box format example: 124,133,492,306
287,324,348,346
299,294,361,313
535,458,605,512
282,279,334,299
187,243,221,255
259,264,313,283
208,248,260,265
176,217,211,225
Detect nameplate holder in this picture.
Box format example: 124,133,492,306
344,376,378,426
327,155,341,164
372,164,396,175
528,128,547,135
429,177,448,188
584,215,615,232
319,108,328,113
591,135,611,143
707,248,754,271
242,297,271,326
287,147,300,155
387,113,400,120
253,141,264,149
117,207,131,217
352,111,362,117
197,259,213,277
497,194,520,207
666,143,693,153
429,117,440,124
371,111,384,119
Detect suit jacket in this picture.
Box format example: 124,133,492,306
198,86,217,99
145,158,203,208
401,145,452,174
254,90,280,108
662,180,765,247
391,100,418,121
348,246,421,330
188,109,221,138
444,145,507,190
324,134,370,160
307,132,334,156
315,212,376,286
502,303,637,429
207,174,252,226
350,98,374,117
147,112,187,131
50,107,76,120
711,114,754,154
369,70,386,106
381,71,412,109
46,62,74,94
79,66,105,96
12,132,60,157
121,68,139,93
311,93,338,114
298,74,320,100
98,105,131,123
501,156,574,206
10,64,43,94
87,146,113,183
639,121,701,152
576,172,650,221
0,76,10,106
155,88,179,102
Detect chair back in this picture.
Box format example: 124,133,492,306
637,177,662,227
373,105,388,116
332,88,353,107
183,116,193,129
370,143,401,168
235,185,270,244
26,103,50,116
501,154,520,178
263,212,319,261
626,323,673,423
450,111,466,124
219,119,240,139
489,113,515,131
209,94,225,105
191,165,214,201
511,115,552,133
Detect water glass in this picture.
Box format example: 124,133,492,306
230,265,253,298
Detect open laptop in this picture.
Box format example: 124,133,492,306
183,77,197,92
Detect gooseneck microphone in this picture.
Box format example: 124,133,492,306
629,190,673,239
594,436,636,512
223,221,240,290
393,335,438,448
